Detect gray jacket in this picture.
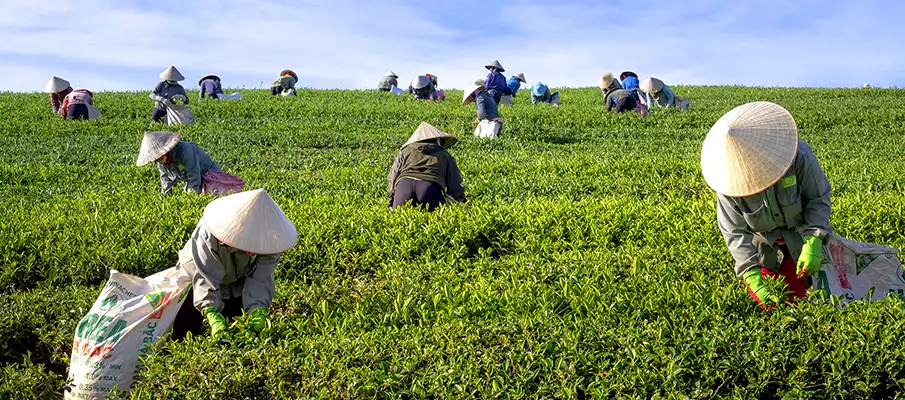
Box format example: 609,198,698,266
150,81,189,109
717,141,832,276
377,76,398,90
178,223,280,312
156,141,221,194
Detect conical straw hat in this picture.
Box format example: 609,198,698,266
640,77,664,94
402,122,458,149
411,75,431,89
159,66,185,81
201,189,298,254
463,80,484,105
136,131,181,166
701,102,800,197
515,73,526,83
280,69,298,80
485,60,505,72
45,76,71,93
599,72,615,89
198,74,220,86
385,71,398,78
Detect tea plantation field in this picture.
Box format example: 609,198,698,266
2,86,905,398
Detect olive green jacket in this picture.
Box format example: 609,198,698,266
387,142,465,204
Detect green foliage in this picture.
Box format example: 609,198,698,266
2,86,905,398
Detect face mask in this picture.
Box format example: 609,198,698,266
166,80,177,84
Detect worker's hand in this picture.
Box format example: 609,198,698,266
248,308,268,333
797,235,823,277
743,269,783,307
203,306,228,340
472,120,479,128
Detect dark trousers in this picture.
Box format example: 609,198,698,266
392,178,445,211
152,107,166,122
171,287,244,340
67,104,89,120
271,86,281,96
614,96,637,113
486,89,503,104
377,88,391,92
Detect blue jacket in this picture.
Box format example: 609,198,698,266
485,71,507,92
506,76,522,97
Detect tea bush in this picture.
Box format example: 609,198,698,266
2,86,905,398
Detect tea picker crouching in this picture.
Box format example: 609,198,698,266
387,122,465,211
702,102,832,308
136,131,240,195
464,80,503,138
171,189,298,340
150,66,189,122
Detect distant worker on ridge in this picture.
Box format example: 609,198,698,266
150,66,189,123
377,71,399,92
483,60,508,104
271,69,298,97
530,82,560,106
500,72,526,106
199,74,223,99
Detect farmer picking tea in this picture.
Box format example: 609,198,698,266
271,69,298,96
483,59,508,104
198,73,223,99
377,71,399,92
530,82,560,106
425,74,445,102
640,77,690,109
702,101,832,308
387,122,466,211
136,131,244,195
171,189,298,340
46,76,74,114
149,66,189,122
407,75,439,101
464,79,503,138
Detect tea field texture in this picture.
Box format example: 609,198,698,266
2,86,905,399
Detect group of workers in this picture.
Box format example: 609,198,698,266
38,60,859,341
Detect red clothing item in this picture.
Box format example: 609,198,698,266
748,243,809,308
59,89,93,118
50,87,73,113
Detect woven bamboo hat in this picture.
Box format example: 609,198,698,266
463,79,485,105
159,66,185,81
198,74,220,86
485,60,505,72
701,102,799,197
402,122,458,149
385,71,398,78
136,131,181,166
201,189,298,254
514,73,526,83
411,75,431,89
599,72,615,89
640,77,664,94
45,76,71,93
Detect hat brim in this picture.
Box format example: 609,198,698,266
463,85,482,105
136,132,181,166
198,75,220,86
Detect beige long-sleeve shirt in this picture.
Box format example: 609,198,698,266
716,140,832,276
178,223,280,312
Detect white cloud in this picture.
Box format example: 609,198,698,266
1,0,904,91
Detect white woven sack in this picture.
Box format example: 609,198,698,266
474,120,501,138
87,105,102,120
165,104,194,126
813,235,905,302
65,267,191,399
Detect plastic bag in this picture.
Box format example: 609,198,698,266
498,95,513,107
220,92,243,100
165,103,194,126
675,96,691,110
474,120,502,138
390,86,404,95
202,170,245,196
65,267,191,399
813,235,905,302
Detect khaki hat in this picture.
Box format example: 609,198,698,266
640,77,664,94
136,131,181,166
515,73,526,83
45,76,71,93
385,71,398,78
463,80,484,105
198,74,220,86
701,102,799,197
599,72,615,89
159,66,185,82
402,122,458,149
280,69,298,80
485,60,505,72
201,189,298,254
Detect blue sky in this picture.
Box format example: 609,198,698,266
2,0,904,92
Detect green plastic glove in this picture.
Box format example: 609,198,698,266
203,306,228,339
249,307,268,333
743,269,781,306
797,235,823,277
